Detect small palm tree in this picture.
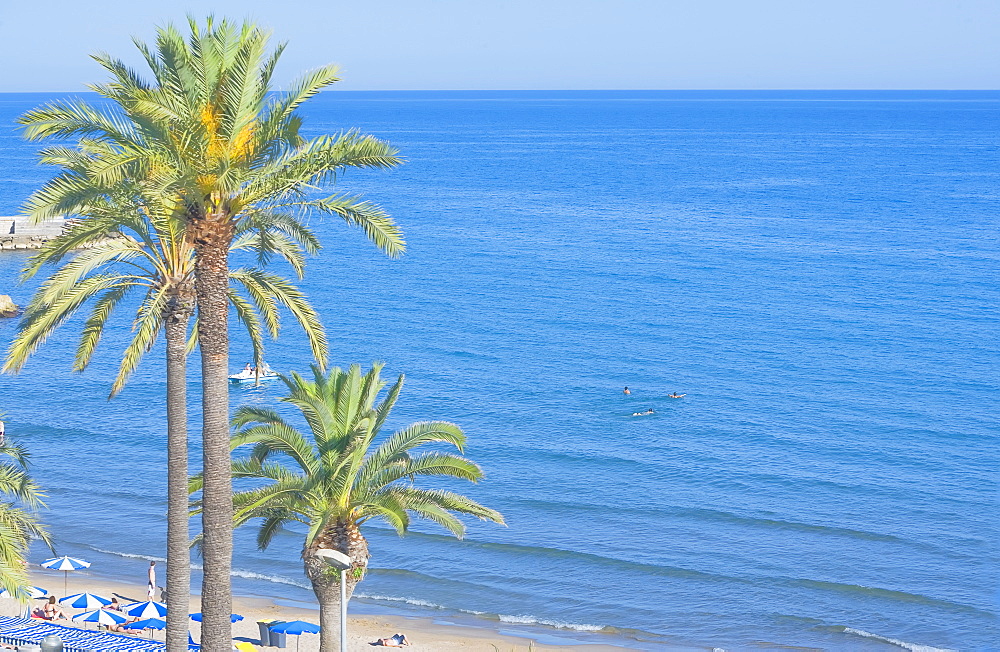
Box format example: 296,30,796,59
192,364,503,652
0,428,52,597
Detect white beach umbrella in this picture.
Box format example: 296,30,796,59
73,608,127,628
0,586,47,599
40,556,91,595
122,600,167,619
60,592,111,610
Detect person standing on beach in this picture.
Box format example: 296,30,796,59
147,561,156,599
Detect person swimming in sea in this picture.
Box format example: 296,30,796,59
632,408,654,416
623,386,630,395
668,392,685,398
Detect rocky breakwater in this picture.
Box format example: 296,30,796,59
0,235,52,250
0,216,66,250
0,295,18,318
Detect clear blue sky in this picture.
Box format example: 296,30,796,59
1,0,997,91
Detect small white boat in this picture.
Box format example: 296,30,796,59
229,364,279,384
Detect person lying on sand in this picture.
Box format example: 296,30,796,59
370,633,410,646
107,617,141,633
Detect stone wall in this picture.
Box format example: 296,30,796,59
0,217,67,250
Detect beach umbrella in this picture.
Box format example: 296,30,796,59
0,586,47,599
270,620,320,652
60,592,110,609
189,612,243,623
39,556,91,595
122,600,167,619
72,608,127,629
124,618,166,639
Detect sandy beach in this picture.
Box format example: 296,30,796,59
0,570,633,652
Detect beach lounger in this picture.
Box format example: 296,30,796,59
0,616,165,652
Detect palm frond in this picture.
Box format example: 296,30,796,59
109,286,168,396
4,274,127,374
222,364,503,566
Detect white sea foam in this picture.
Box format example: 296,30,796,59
844,628,955,652
89,547,309,590
229,568,311,590
497,614,605,632
357,595,603,632
90,547,166,563
355,593,443,609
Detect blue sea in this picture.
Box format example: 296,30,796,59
0,91,997,651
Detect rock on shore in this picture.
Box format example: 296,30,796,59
0,295,19,317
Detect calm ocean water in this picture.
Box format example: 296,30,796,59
0,91,997,651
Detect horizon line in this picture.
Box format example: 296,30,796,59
1,88,998,94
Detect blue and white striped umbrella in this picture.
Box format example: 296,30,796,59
40,556,91,594
40,556,91,571
72,608,127,626
123,600,167,618
0,586,47,599
60,592,111,609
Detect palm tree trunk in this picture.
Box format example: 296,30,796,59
312,582,340,652
304,523,370,652
193,217,234,652
164,300,193,652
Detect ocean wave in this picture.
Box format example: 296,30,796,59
514,498,903,543
843,627,955,652
356,592,494,619
355,594,446,610
791,579,992,616
230,568,311,590
366,528,747,584
87,546,310,590
356,594,609,633
89,547,166,563
496,614,606,632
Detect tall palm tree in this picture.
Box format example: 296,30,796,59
3,184,324,651
192,364,504,652
0,431,52,598
17,18,404,649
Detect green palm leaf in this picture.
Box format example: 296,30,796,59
216,363,504,627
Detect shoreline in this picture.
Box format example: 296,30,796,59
3,569,642,652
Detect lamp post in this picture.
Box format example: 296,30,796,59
315,548,351,652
